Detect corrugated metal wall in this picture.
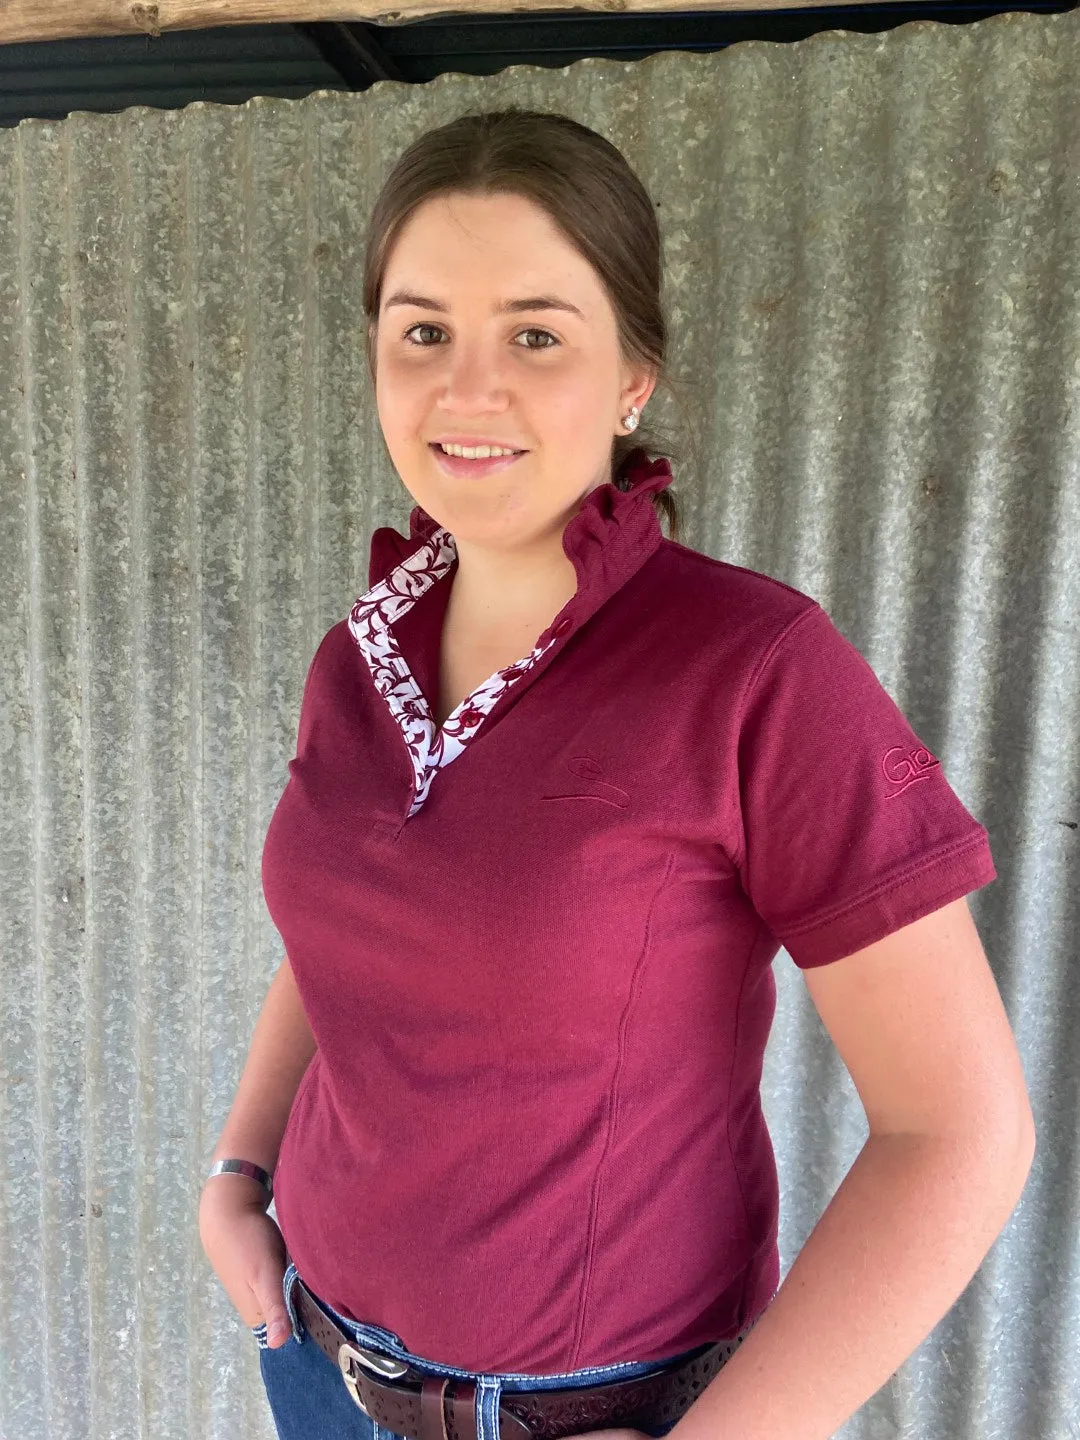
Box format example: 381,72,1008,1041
1,5,1077,1436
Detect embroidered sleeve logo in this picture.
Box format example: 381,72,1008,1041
882,745,941,800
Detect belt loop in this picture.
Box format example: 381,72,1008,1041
477,1376,503,1440
282,1262,303,1345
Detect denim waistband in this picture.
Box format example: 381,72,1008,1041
281,1260,712,1440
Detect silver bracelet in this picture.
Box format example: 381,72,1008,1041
206,1158,273,1203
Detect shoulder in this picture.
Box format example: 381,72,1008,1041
300,618,356,691
651,537,819,615
646,537,824,650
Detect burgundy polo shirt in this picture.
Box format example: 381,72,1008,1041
262,450,996,1374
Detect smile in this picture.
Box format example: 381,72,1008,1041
430,444,527,478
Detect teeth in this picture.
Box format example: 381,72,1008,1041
438,442,520,459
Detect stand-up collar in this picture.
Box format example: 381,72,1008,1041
351,449,675,819
367,447,674,631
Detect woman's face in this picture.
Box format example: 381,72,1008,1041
371,190,654,552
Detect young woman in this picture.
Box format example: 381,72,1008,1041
198,108,1034,1440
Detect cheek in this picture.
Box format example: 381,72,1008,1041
541,361,606,418
375,364,425,432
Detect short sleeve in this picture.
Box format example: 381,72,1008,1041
734,603,997,969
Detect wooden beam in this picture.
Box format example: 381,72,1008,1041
0,1,912,47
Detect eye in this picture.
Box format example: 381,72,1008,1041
401,323,559,350
517,328,559,349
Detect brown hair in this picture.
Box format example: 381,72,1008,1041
362,106,700,545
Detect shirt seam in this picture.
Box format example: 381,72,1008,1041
778,828,990,939
724,932,763,1259
728,603,823,873
568,847,678,1371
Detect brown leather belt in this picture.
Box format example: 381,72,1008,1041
292,1275,752,1440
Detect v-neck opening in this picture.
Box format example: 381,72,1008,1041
387,558,549,742
349,531,567,818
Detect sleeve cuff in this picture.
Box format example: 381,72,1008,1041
779,830,998,969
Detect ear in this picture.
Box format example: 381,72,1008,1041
619,362,658,421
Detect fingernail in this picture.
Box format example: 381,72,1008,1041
269,1321,289,1343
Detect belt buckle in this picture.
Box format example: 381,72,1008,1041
338,1341,411,1413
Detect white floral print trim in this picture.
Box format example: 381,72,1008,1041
348,528,562,818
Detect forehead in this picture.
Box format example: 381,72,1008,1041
383,192,601,303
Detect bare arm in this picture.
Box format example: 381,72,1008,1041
662,898,1035,1440
200,954,318,1213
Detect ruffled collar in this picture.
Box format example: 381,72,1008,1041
367,448,674,626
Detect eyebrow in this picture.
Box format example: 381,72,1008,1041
383,289,585,320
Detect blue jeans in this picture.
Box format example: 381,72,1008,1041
255,1260,702,1440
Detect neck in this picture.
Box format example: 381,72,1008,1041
445,531,580,641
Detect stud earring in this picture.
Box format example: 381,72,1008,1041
623,406,640,432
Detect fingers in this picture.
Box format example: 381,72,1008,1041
251,1281,292,1348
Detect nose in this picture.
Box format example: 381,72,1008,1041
437,337,514,410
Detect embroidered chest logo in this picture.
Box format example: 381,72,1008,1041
541,756,631,809
882,744,940,799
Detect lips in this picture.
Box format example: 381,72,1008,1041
430,444,527,479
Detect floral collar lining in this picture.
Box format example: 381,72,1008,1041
347,528,560,817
